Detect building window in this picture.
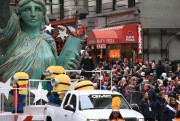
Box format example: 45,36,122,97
84,0,88,9
49,0,53,14
96,0,102,13
112,0,116,11
60,0,64,19
128,0,135,8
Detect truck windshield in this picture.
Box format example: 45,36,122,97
79,94,130,110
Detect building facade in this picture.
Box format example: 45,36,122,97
86,0,140,62
87,0,180,62
10,0,180,62
46,0,88,23
139,0,180,61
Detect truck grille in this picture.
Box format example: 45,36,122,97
124,118,136,121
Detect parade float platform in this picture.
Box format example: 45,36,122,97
0,105,46,121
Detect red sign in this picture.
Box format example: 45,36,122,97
122,25,138,43
138,24,143,54
97,38,117,44
96,44,106,49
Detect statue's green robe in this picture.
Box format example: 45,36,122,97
0,13,57,81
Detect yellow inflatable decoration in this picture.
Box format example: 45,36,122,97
51,74,71,99
13,72,29,95
74,80,94,90
45,66,65,79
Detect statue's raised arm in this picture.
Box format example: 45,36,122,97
0,0,11,28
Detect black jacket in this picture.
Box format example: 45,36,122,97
80,57,94,77
161,103,178,121
139,98,155,118
154,97,167,120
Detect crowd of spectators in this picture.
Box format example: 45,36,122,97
77,57,180,121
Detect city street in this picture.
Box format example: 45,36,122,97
0,0,180,121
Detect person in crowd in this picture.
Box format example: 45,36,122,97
165,78,175,95
47,74,71,104
118,77,127,92
154,92,168,121
41,66,65,91
156,60,166,79
80,51,95,80
174,96,180,121
151,60,157,77
10,72,29,113
164,59,171,74
139,92,155,121
161,96,178,121
141,83,157,102
108,97,124,121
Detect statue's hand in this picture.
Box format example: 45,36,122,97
67,52,80,70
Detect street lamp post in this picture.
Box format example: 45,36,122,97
166,32,180,58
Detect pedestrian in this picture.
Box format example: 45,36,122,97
80,51,95,80
154,92,168,121
161,96,178,121
108,97,124,121
139,92,155,121
41,66,65,91
10,72,29,113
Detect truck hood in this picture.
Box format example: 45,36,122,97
80,109,143,119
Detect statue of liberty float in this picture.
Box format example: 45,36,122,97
0,0,83,120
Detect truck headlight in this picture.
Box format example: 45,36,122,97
138,119,144,121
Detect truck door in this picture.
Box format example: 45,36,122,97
60,93,71,121
63,94,77,120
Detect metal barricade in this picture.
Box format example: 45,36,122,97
0,69,114,113
119,89,142,104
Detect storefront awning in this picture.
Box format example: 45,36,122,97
87,24,138,45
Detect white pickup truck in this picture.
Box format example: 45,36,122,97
44,90,144,121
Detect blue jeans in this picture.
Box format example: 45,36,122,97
13,94,26,111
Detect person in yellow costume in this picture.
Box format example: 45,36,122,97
47,74,71,104
108,97,124,121
10,72,29,113
175,96,180,121
74,80,94,90
41,66,65,91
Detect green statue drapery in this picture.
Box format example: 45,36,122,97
0,0,82,82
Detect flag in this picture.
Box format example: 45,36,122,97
66,24,76,36
77,24,86,35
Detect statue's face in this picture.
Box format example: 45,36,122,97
20,1,43,27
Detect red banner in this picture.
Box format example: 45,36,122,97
121,25,138,43
138,24,143,54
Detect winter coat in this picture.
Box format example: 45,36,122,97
139,98,155,119
154,97,168,121
80,57,94,77
161,104,178,121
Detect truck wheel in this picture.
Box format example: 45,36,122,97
46,117,52,121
